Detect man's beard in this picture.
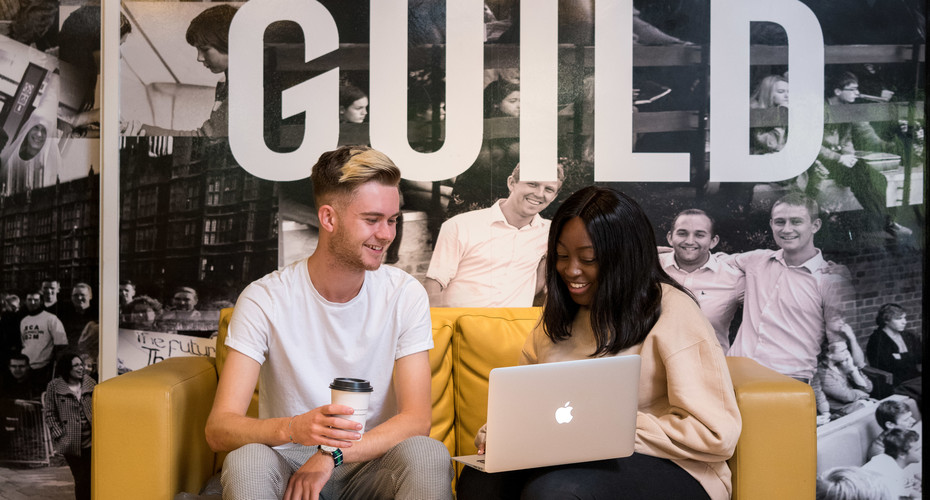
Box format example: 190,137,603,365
328,231,383,272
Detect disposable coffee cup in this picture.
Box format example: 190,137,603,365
330,378,373,437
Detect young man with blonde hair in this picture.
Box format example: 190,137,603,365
208,145,452,499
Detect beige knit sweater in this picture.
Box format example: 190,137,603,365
521,285,742,500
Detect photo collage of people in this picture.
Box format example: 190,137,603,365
0,1,925,499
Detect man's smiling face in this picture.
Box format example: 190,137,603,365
667,213,718,270
505,177,560,220
327,182,400,272
770,203,821,254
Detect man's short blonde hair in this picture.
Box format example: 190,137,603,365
311,145,401,207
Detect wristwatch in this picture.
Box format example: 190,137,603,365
319,445,344,467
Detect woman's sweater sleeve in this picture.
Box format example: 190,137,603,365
634,294,742,463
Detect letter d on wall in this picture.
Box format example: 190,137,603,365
228,0,339,181
710,0,824,183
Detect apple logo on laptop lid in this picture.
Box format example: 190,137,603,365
555,402,574,424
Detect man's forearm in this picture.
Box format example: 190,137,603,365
205,411,291,452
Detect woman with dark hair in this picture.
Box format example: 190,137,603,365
866,303,921,402
457,186,741,500
483,79,520,118
122,5,237,137
339,84,369,123
44,352,95,500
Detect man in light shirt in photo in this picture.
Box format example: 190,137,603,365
661,209,744,352
724,193,856,383
425,163,564,307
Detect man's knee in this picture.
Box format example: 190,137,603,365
389,436,454,494
394,435,451,463
221,443,288,498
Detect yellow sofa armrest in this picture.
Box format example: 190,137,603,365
93,356,219,500
726,356,816,500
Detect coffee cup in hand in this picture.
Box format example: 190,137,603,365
330,378,373,439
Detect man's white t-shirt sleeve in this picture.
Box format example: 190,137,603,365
394,277,434,360
226,283,274,365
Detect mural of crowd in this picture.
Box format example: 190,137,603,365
114,1,922,497
0,0,910,498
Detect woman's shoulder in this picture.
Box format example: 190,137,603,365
651,284,715,344
658,283,700,311
46,377,68,394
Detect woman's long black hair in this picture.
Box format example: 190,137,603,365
541,186,692,356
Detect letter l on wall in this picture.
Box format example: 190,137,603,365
595,0,690,182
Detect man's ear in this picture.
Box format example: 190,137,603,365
811,217,822,234
506,175,516,194
666,231,674,246
318,205,338,233
709,234,720,250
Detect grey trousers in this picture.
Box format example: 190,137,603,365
221,435,453,500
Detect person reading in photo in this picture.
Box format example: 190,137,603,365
814,71,912,237
206,145,452,499
121,5,235,138
813,341,874,420
457,186,741,500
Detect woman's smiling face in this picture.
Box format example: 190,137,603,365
555,217,598,307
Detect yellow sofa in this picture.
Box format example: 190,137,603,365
93,308,816,499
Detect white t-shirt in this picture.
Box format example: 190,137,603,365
226,259,433,442
426,200,549,307
20,310,67,368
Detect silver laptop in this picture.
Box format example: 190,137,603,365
452,355,641,473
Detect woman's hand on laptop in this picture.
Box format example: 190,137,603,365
475,424,488,455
